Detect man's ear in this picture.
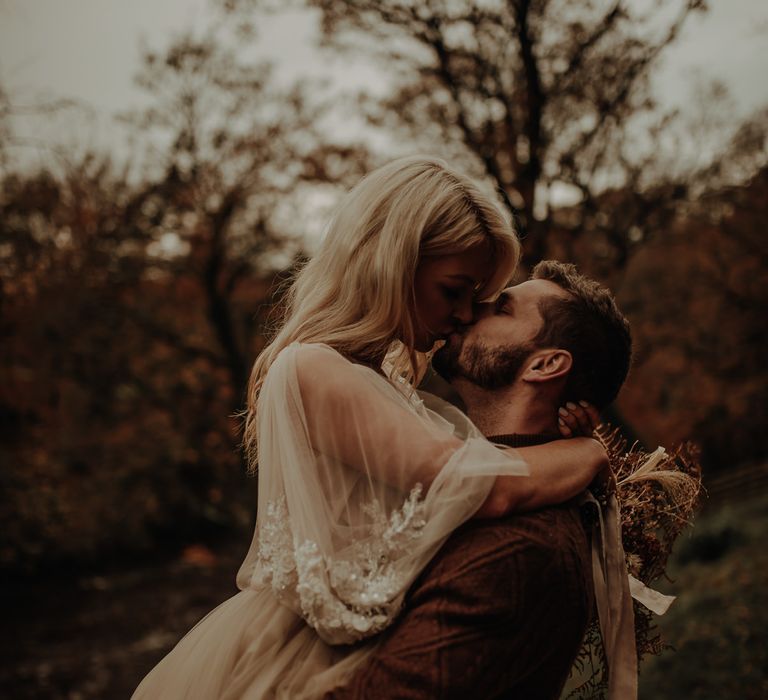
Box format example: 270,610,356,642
521,349,572,384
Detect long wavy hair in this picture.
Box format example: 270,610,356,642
243,155,520,468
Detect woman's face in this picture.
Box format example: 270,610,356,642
412,244,495,352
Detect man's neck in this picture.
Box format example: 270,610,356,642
452,377,559,437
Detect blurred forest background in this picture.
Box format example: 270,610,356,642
1,0,766,698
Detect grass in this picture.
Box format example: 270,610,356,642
636,491,768,700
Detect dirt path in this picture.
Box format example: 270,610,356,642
2,540,247,699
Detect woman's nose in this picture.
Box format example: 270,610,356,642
453,299,474,325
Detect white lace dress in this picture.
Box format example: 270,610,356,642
131,343,527,699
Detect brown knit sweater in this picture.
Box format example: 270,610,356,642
325,435,594,700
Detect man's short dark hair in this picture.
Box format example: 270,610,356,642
531,260,632,409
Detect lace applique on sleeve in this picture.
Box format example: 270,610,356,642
254,486,427,644
251,496,296,593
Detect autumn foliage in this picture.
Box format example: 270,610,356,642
1,2,766,572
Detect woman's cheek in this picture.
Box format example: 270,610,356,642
429,293,450,323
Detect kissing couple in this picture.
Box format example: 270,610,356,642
134,156,671,699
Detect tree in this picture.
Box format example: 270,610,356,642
0,24,373,569
123,29,370,402
228,0,710,273
616,157,768,471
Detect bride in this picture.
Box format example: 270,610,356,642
132,156,605,699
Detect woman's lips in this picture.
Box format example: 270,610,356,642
444,331,464,349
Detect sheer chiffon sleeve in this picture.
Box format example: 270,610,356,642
236,343,527,644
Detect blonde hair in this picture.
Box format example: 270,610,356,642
243,155,520,467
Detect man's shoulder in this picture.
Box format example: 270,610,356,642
402,502,592,623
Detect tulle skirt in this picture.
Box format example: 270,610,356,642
131,587,376,699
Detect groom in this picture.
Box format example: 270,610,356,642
327,260,632,699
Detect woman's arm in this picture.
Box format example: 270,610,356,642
292,345,594,506
475,438,608,518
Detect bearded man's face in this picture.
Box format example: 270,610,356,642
433,334,535,390
432,279,570,390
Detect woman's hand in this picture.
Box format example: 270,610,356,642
558,400,600,437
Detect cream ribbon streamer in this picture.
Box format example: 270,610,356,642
628,574,675,615
579,486,679,700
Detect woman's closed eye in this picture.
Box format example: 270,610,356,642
441,285,468,303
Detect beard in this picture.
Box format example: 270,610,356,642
433,336,535,390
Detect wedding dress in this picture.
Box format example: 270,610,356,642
132,342,527,699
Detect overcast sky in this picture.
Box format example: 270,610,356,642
2,0,767,168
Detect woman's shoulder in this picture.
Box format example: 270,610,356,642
273,341,349,369
267,342,358,389
270,342,410,404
